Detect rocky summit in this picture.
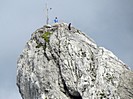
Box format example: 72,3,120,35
17,23,133,99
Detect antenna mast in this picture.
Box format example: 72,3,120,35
45,3,49,24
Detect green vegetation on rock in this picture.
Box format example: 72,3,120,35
42,32,52,42
36,43,43,48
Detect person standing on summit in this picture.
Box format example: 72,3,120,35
68,23,71,30
54,17,58,23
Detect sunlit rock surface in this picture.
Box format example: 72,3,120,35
17,23,133,99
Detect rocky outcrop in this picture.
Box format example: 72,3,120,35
17,23,133,99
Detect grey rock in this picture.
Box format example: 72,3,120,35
17,23,133,99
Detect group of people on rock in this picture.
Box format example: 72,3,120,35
53,17,71,30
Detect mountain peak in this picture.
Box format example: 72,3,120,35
17,23,133,99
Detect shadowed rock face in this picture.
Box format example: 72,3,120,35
17,23,133,99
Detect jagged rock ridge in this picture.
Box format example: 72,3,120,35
17,23,133,99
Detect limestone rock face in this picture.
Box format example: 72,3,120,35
17,23,133,99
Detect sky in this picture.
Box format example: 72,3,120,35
0,0,133,98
